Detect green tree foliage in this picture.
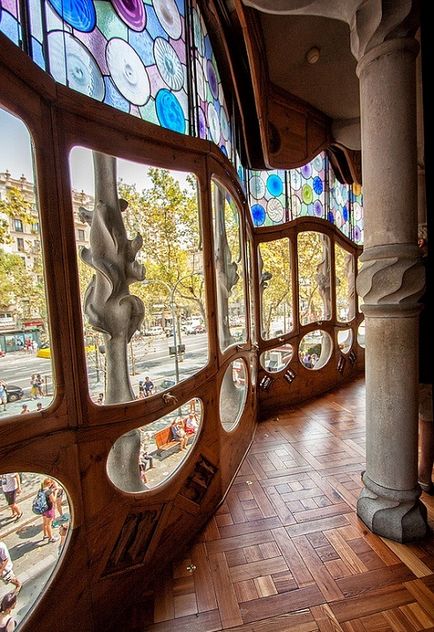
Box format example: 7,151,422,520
0,185,46,320
297,231,330,325
119,169,206,324
259,238,292,338
0,186,34,243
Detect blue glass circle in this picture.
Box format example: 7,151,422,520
251,204,266,226
342,205,349,222
155,89,185,134
266,174,283,197
48,0,96,32
220,145,228,158
313,176,323,195
327,211,335,224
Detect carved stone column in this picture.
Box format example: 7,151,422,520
353,2,428,541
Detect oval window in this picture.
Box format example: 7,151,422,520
357,321,365,348
0,472,70,626
337,329,353,354
220,360,248,431
107,398,202,492
260,344,293,373
298,330,333,370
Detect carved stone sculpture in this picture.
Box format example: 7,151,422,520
80,151,145,491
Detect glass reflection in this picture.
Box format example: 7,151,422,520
260,344,293,373
298,232,331,326
108,398,202,491
298,330,333,370
220,360,248,431
212,180,246,351
259,238,292,340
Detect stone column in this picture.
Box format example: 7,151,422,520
353,6,428,541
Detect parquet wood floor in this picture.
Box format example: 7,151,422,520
141,378,434,632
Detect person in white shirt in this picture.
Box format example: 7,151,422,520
0,541,21,590
1,474,22,520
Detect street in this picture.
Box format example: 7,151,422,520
0,333,209,416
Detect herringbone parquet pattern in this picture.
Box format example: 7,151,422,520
144,378,434,631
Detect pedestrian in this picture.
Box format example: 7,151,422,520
138,380,145,399
143,376,154,397
20,405,29,415
36,402,43,412
0,591,18,632
35,374,44,398
1,474,22,520
0,541,21,591
0,381,7,412
40,478,59,543
96,393,104,405
29,374,37,400
139,433,154,480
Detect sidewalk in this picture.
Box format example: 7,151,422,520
0,476,66,627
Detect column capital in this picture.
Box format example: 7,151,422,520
350,0,419,63
356,244,424,317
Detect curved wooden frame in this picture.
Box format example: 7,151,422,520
0,29,362,631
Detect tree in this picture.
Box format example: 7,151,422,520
119,169,206,325
0,249,42,317
259,238,292,338
0,186,34,243
297,231,331,325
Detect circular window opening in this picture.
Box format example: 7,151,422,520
357,321,365,348
260,344,293,373
220,360,248,431
337,329,353,354
107,398,203,492
298,330,333,370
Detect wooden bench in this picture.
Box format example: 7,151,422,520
154,426,181,457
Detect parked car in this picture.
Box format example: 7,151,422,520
5,384,24,402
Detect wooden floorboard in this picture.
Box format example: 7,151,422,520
144,378,434,631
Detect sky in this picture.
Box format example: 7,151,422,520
0,108,189,196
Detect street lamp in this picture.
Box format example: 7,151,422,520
143,272,203,384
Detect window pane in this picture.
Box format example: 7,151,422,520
0,472,70,625
258,238,292,340
299,330,333,370
337,329,353,354
260,344,293,373
220,360,248,431
70,148,207,404
335,243,355,322
211,180,246,351
0,107,54,419
108,398,203,492
298,231,331,326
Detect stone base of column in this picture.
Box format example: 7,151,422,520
357,474,429,543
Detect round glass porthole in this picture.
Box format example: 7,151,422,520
260,344,293,373
219,360,248,431
337,329,353,354
298,330,333,370
357,321,365,348
107,398,202,492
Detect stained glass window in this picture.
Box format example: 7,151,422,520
191,1,232,159
351,183,363,245
290,153,326,220
249,169,287,227
247,152,363,244
0,0,21,46
37,0,189,132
